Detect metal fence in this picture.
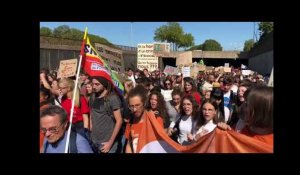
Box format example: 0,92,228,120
40,49,80,71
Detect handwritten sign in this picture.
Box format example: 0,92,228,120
57,59,78,78
242,70,251,76
137,44,158,72
163,65,178,75
182,67,191,78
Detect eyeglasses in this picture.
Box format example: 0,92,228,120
128,103,143,111
202,109,215,113
40,123,64,134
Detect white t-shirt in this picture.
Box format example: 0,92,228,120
195,120,217,137
177,115,194,145
128,75,136,87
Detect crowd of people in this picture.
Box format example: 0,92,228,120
40,66,273,153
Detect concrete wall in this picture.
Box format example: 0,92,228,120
247,31,273,76
248,50,273,76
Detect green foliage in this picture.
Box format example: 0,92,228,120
53,25,70,38
40,25,115,47
188,44,202,51
40,27,52,36
243,39,255,52
179,33,195,49
258,22,273,41
154,22,194,51
202,39,222,51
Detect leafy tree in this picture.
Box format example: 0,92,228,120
188,44,202,51
40,27,52,36
53,25,70,38
154,22,194,51
42,25,115,47
202,39,222,51
243,39,255,52
179,33,194,50
258,22,273,41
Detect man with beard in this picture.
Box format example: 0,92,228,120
89,77,123,153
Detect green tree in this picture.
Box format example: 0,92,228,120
43,25,116,48
53,25,70,38
40,27,52,36
258,22,273,41
243,39,255,52
154,22,194,51
179,33,195,50
202,39,222,51
188,44,202,51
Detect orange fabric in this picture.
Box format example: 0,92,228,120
240,127,273,147
125,122,144,140
135,111,273,153
156,116,164,128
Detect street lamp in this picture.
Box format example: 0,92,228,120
130,22,133,47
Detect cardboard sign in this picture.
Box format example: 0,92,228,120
224,67,231,73
57,59,78,78
161,89,173,101
206,66,214,72
242,70,251,76
137,43,158,72
191,65,206,78
182,67,191,78
176,51,192,66
163,65,178,75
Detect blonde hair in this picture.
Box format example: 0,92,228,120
59,78,80,107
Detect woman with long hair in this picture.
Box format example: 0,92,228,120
218,86,273,146
188,99,218,142
146,91,168,128
168,95,199,145
183,77,202,106
58,78,90,135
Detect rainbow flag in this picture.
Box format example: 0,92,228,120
80,27,124,95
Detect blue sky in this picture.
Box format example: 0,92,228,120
40,22,259,51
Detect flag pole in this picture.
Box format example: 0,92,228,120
64,54,83,153
64,27,87,153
